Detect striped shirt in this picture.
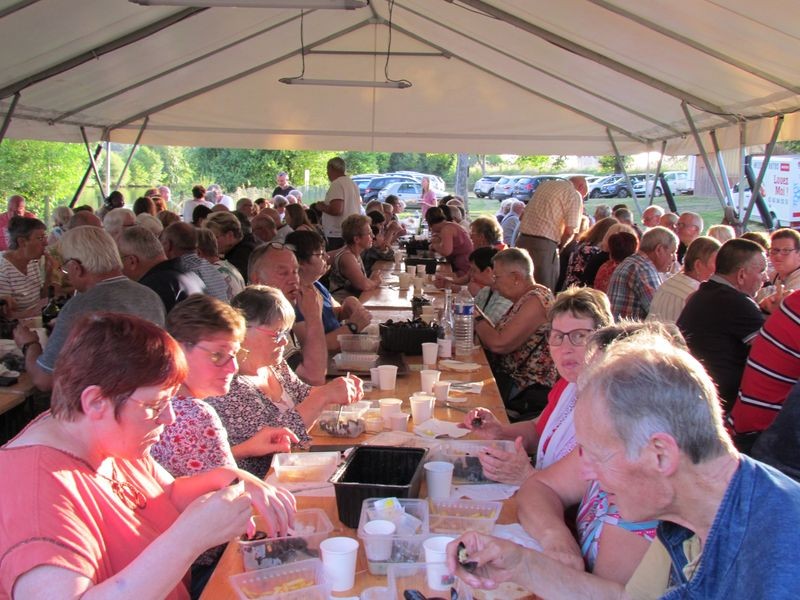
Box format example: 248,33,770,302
730,290,800,434
647,272,699,324
179,253,230,302
0,255,42,315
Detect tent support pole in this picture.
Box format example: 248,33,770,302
680,102,729,211
115,116,148,190
0,92,20,144
647,141,666,206
606,128,643,215
743,115,783,225
709,130,734,207
70,144,103,207
80,127,105,197
738,122,747,217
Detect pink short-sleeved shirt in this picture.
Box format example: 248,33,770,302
0,443,187,599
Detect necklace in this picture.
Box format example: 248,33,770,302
73,454,148,511
102,464,148,511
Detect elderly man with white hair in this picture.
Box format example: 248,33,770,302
447,331,800,599
102,207,135,243
313,156,361,250
13,226,165,391
503,200,524,246
641,204,665,229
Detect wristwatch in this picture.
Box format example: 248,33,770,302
343,321,359,334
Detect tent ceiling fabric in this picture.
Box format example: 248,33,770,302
0,0,798,155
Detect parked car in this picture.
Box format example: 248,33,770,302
598,175,645,198
588,175,617,198
362,174,417,202
377,180,424,208
633,175,663,197
512,175,565,202
491,175,524,200
352,174,380,195
473,175,503,198
662,171,693,194
386,171,446,193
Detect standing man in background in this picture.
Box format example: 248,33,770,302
515,178,583,291
272,171,294,198
314,157,362,251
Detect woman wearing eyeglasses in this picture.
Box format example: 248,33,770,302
206,285,363,478
0,216,52,317
463,286,613,482
287,230,372,352
0,313,294,600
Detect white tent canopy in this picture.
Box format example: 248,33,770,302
1,0,799,155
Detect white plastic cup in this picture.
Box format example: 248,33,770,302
362,519,396,561
424,461,454,501
361,587,390,600
433,381,451,403
437,337,452,359
420,369,441,394
405,264,415,274
423,535,456,590
370,367,381,388
379,398,403,421
416,264,427,276
388,412,410,431
398,272,412,290
378,364,398,390
422,342,439,366
320,536,359,592
413,277,424,293
410,394,435,425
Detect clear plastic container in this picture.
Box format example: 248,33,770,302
337,334,380,353
428,498,502,535
272,452,339,484
333,352,379,372
238,510,333,571
357,497,431,575
386,562,473,600
431,439,516,484
229,558,329,600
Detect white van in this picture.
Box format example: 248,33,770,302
743,155,800,228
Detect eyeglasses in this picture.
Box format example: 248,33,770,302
547,327,594,346
265,241,297,252
60,257,83,274
769,248,799,256
193,344,246,367
250,325,291,343
127,395,172,421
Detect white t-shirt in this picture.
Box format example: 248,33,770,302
321,176,362,239
182,199,213,223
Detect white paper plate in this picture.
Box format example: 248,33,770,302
439,359,482,372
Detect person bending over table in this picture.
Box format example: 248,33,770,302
287,230,372,352
327,214,380,303
463,286,613,481
206,285,363,478
474,248,557,420
426,206,474,278
448,331,800,599
0,313,294,600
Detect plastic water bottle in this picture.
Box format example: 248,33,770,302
453,287,475,357
438,289,454,358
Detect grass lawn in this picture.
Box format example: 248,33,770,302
461,194,768,232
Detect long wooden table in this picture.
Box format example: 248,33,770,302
200,346,518,599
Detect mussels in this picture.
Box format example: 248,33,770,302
456,541,478,573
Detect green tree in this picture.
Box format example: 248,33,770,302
598,154,632,174
128,145,164,187
515,155,550,171
0,140,86,214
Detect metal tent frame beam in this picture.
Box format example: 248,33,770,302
681,101,731,212
586,0,800,96
607,128,643,216
0,8,206,101
452,0,734,119
743,115,784,227
0,92,20,144
399,2,682,137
